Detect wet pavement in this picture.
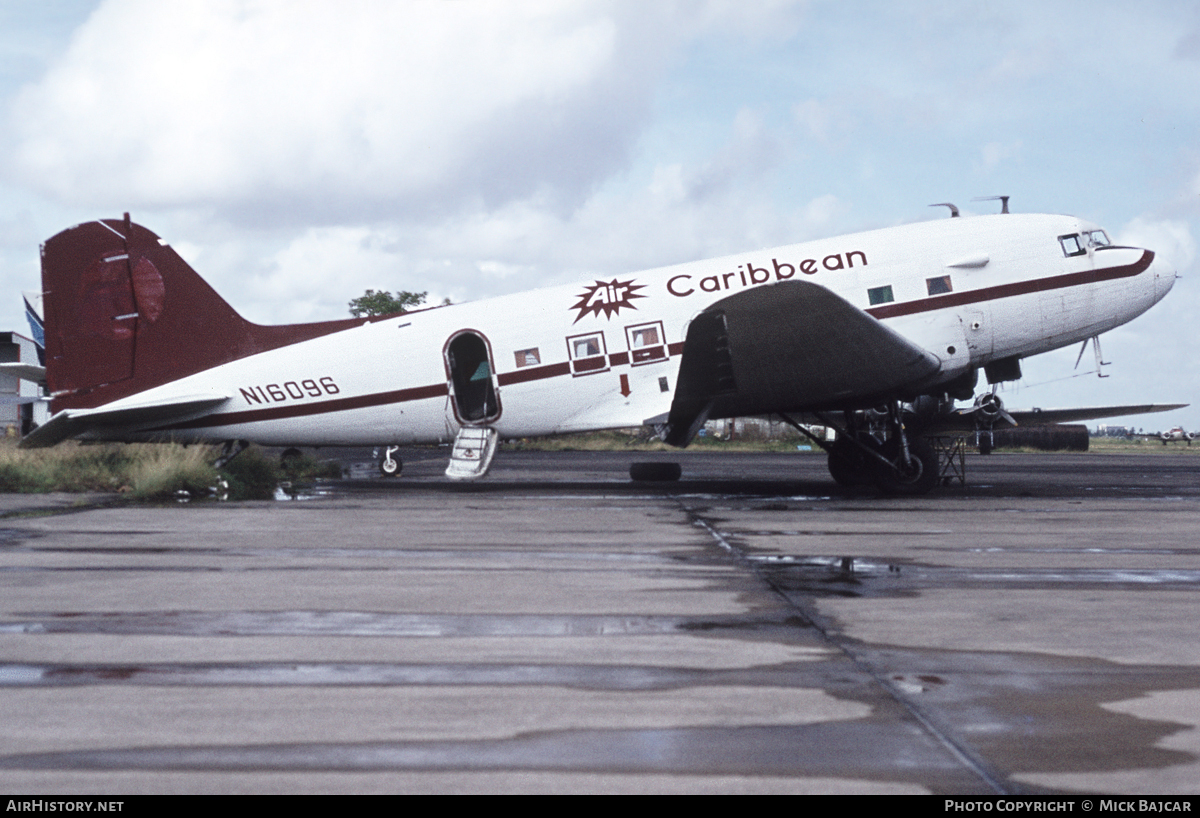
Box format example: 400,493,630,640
0,449,1198,794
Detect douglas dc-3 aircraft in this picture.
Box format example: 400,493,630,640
18,206,1183,494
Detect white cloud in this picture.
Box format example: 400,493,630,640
4,0,680,222
976,140,1023,173
1118,216,1197,273
792,98,849,145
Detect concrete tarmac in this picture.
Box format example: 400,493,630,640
0,448,1199,794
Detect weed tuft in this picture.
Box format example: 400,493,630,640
218,447,279,500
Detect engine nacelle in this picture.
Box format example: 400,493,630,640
974,392,1006,424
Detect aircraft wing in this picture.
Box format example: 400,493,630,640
21,394,231,449
929,403,1188,434
665,279,941,445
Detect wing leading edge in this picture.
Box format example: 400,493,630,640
930,403,1190,434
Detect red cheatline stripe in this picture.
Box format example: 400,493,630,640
497,362,571,386
866,251,1153,319
154,252,1155,430
155,383,449,430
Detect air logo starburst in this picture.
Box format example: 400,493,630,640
570,278,646,323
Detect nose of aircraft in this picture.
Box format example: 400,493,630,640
1149,250,1177,302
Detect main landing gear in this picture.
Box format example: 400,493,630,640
826,433,937,495
788,402,939,495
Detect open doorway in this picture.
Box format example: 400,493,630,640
445,330,500,424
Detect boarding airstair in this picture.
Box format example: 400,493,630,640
445,426,499,480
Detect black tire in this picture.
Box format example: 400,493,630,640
874,438,938,496
280,447,303,466
378,453,402,477
827,438,873,487
630,461,682,482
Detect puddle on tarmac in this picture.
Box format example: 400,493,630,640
741,529,953,537
0,544,665,570
0,723,959,781
274,483,337,501
676,494,830,503
0,610,752,637
748,554,899,576
0,660,766,689
748,554,1200,594
966,546,1197,555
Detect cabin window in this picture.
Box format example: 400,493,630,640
514,348,540,368
1059,234,1086,257
1087,230,1112,248
630,326,658,347
566,331,609,376
625,321,668,366
867,285,894,305
573,336,601,357
926,275,953,296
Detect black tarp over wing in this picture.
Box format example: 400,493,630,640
665,280,941,446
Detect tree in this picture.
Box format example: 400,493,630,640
348,289,427,318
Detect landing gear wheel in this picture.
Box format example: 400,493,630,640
827,438,874,487
378,446,402,477
630,461,682,482
280,447,303,467
874,438,938,496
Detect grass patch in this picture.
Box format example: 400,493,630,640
0,441,219,498
0,441,329,501
128,444,221,499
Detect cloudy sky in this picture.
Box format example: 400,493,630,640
2,0,1198,431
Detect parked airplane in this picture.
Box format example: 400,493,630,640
1146,427,1195,445
20,208,1182,493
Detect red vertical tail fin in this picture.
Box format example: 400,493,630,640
42,216,363,412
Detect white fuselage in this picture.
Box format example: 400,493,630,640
101,213,1175,446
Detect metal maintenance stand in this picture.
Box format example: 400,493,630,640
931,435,967,486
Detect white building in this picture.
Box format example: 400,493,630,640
0,331,48,438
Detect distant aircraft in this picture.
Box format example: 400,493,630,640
1146,427,1196,445
19,207,1184,493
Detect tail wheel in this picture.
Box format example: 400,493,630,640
874,438,938,496
378,446,402,477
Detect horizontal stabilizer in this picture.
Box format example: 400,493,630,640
21,393,230,449
0,362,46,385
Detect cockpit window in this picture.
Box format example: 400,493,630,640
1086,230,1111,247
1059,234,1086,257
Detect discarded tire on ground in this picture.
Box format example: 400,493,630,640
629,462,682,482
